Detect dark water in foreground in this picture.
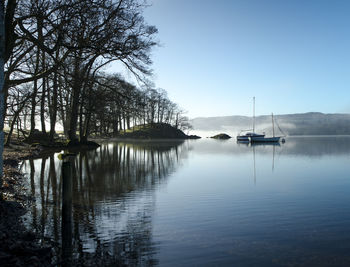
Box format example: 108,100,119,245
21,137,350,266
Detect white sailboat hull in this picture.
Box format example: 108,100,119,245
237,133,265,142
250,136,281,143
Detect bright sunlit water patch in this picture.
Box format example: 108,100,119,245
21,137,350,266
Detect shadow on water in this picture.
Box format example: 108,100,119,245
21,140,187,266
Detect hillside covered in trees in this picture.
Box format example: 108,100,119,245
191,112,350,136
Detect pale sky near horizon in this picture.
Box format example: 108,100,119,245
111,0,350,119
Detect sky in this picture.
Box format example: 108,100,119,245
111,0,350,119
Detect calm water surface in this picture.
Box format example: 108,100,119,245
21,137,350,266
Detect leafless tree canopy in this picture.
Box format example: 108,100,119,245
2,0,191,145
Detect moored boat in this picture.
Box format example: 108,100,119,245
237,97,265,142
237,132,265,142
249,113,282,143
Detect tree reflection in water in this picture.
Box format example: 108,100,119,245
21,140,187,266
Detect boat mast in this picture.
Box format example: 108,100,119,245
253,97,255,133
272,113,275,137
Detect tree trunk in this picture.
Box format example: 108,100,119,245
40,76,46,134
58,76,68,137
68,82,80,141
0,2,5,181
113,118,118,136
5,107,21,146
5,100,26,146
68,56,82,142
49,70,58,141
81,110,91,142
119,114,123,132
29,48,40,135
126,116,130,129
39,17,46,134
123,113,126,133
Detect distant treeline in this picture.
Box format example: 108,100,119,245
3,0,190,145
191,112,350,136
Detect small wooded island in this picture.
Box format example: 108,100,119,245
118,123,201,139
210,133,232,139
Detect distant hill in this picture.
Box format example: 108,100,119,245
190,112,350,136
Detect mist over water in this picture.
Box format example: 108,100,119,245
21,137,350,266
190,113,350,136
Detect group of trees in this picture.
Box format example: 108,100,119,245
0,0,192,182
84,77,192,137
1,0,190,147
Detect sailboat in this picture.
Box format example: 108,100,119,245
249,113,281,143
236,97,265,142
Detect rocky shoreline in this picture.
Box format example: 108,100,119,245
1,144,54,266
0,140,107,266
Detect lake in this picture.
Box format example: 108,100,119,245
21,136,350,266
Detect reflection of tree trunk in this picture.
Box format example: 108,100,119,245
50,156,59,243
78,154,83,188
83,153,92,202
118,145,122,170
40,157,47,236
71,158,78,201
62,159,73,266
126,146,130,177
72,157,82,212
175,146,179,162
157,151,161,179
122,144,126,176
150,150,155,180
253,146,256,185
29,159,37,229
106,144,110,165
74,155,83,259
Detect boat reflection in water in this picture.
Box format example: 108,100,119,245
237,141,281,184
21,140,187,266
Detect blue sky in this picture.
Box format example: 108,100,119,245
114,0,350,118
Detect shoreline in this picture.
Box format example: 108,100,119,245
1,145,54,266
0,135,346,265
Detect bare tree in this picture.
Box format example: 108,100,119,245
0,1,5,181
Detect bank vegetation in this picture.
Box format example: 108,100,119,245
3,0,191,148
